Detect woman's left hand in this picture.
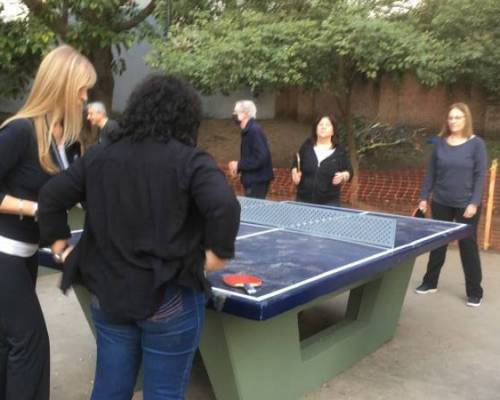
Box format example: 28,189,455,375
51,240,74,263
51,239,68,255
332,172,346,186
463,204,477,218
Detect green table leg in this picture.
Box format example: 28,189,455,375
199,259,415,400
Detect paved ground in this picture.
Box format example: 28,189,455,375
38,248,500,400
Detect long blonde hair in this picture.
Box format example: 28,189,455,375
439,102,474,138
1,45,97,174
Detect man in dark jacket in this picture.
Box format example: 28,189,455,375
228,100,274,199
87,101,119,145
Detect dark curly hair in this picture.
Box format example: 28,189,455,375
310,114,339,148
112,74,202,146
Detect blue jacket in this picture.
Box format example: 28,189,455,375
237,119,274,187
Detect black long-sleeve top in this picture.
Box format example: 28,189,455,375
0,118,79,244
237,119,274,187
292,139,353,204
38,137,241,321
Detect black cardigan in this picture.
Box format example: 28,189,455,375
0,118,80,244
292,139,353,204
38,137,241,321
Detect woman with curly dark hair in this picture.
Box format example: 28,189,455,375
37,74,241,399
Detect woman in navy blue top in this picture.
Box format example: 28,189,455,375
415,103,488,307
0,45,96,400
291,115,353,206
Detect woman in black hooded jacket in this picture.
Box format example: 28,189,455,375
291,115,353,206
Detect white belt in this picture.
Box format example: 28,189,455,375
0,234,38,257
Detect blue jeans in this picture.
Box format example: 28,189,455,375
90,284,205,400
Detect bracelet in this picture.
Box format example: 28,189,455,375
18,200,24,221
33,203,38,222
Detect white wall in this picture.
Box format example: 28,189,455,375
113,41,275,118
201,91,275,119
111,41,155,112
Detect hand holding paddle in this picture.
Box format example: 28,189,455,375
291,153,302,185
223,274,262,295
412,208,425,218
228,160,239,178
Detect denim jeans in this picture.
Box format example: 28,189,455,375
90,284,205,400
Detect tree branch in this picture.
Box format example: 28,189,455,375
22,0,67,38
358,139,405,155
114,0,156,32
21,0,44,15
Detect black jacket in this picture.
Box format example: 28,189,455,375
38,137,240,321
237,119,274,187
98,118,119,145
292,139,353,204
0,118,80,244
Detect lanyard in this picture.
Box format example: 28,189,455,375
45,115,67,170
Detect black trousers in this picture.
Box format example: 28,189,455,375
244,182,270,199
0,252,50,400
422,201,483,298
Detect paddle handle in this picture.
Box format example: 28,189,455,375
243,283,257,295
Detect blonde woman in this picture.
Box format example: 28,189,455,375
0,45,96,399
415,103,488,307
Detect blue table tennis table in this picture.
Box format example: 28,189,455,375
39,198,471,400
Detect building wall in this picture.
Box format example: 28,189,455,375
276,74,493,136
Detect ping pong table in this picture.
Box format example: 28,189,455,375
39,198,471,400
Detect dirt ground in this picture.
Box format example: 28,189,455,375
198,118,311,168
198,118,430,169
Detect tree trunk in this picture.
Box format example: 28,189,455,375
343,92,360,206
332,57,360,206
87,46,115,115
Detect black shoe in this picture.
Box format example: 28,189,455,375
466,297,482,307
415,282,438,294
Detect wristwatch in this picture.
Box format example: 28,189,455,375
53,245,68,263
53,252,65,263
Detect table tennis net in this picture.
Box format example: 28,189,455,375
238,197,396,248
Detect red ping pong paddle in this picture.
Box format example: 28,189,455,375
223,274,262,295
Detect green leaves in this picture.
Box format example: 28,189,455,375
410,0,500,98
0,17,54,98
149,0,463,96
0,0,160,101
148,10,322,94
